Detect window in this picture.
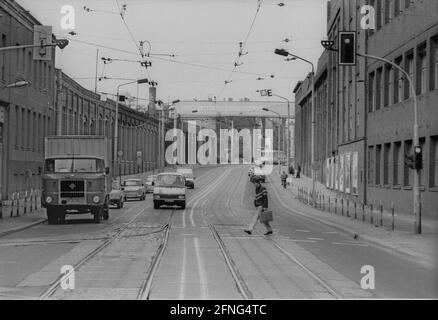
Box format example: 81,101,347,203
394,0,401,17
385,0,393,24
393,141,401,186
417,45,427,94
383,143,390,185
431,37,438,90
380,0,385,26
376,145,382,185
405,52,414,99
369,72,375,112
394,56,403,103
431,136,438,188
404,140,413,187
1,34,6,82
376,0,382,30
376,67,383,110
384,64,392,106
419,138,426,187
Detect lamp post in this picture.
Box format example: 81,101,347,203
257,89,292,173
262,107,283,173
115,78,148,176
275,48,315,204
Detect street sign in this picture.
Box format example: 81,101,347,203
33,25,52,61
117,150,123,158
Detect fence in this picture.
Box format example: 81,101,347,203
297,186,397,231
0,189,43,219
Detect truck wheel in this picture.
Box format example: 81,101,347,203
181,202,186,210
121,199,124,208
116,200,121,209
47,209,58,225
59,212,66,224
103,210,109,220
154,201,160,209
93,207,103,224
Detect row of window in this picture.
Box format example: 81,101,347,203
368,35,438,112
369,0,416,33
1,33,53,93
14,106,52,153
367,136,438,190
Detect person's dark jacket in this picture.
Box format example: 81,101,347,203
255,185,268,208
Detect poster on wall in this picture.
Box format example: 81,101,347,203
339,154,344,192
334,156,339,190
352,152,358,195
345,153,351,194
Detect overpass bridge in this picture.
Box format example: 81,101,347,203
172,100,295,118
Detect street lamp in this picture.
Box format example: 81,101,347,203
275,48,316,205
114,78,148,176
1,80,30,90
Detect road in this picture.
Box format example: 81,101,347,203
0,165,436,299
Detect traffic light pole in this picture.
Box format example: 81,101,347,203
357,53,421,234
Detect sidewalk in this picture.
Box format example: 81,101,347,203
267,168,438,268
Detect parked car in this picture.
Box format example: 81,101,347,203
122,179,146,201
109,180,125,209
153,172,186,209
176,168,195,189
145,175,157,193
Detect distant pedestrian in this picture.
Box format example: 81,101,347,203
244,178,273,235
296,164,301,178
289,166,295,177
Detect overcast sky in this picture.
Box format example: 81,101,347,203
17,0,327,105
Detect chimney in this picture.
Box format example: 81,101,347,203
148,86,156,117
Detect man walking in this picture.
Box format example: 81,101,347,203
244,178,273,235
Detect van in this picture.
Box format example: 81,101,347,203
153,172,186,209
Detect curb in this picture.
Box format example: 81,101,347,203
0,218,47,238
267,175,436,268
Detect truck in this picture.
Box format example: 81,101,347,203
42,136,112,224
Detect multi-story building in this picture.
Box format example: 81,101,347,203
56,71,159,177
366,0,438,217
0,0,56,201
294,0,438,218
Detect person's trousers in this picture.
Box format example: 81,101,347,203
248,206,272,232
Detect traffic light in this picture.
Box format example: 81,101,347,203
119,95,126,102
338,31,356,66
414,146,423,170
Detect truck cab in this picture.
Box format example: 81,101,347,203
42,136,111,224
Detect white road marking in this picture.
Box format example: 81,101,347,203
194,237,209,299
322,231,338,234
332,242,368,246
307,237,324,241
295,229,311,233
178,237,187,300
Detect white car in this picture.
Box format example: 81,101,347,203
153,173,186,209
122,179,146,201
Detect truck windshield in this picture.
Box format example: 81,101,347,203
45,158,105,173
155,175,185,187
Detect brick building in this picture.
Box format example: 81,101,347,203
0,0,56,201
294,0,438,218
55,71,159,177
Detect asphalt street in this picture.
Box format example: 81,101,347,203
0,165,436,299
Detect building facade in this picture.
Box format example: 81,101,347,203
294,0,438,218
0,0,56,201
56,71,159,177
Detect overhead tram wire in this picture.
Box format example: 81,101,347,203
114,0,152,81
217,0,264,98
